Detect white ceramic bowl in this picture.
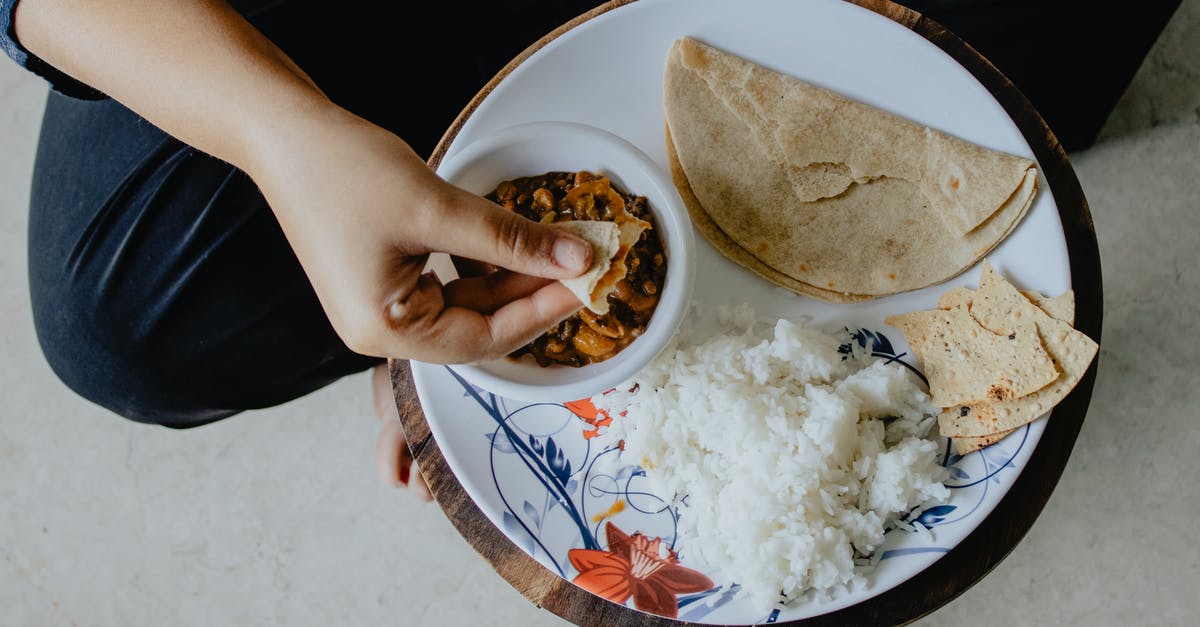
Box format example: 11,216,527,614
434,121,695,402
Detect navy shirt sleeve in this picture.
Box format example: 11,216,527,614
1,0,105,99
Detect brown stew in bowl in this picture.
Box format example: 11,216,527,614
486,170,667,367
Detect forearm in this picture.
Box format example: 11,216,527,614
13,0,337,174
14,0,591,364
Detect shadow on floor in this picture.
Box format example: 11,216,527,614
1094,0,1200,146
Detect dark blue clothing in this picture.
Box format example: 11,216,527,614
8,1,596,428
1,0,1183,150
0,0,1180,427
1,0,96,98
29,90,390,427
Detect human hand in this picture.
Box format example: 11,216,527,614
21,0,582,364
372,364,431,499
247,108,592,363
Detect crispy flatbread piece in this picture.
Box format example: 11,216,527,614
936,286,976,312
937,263,1098,438
946,281,1075,454
555,220,642,315
938,285,1074,326
884,307,1058,408
663,38,1038,299
951,429,1012,455
1021,289,1076,326
889,263,1095,453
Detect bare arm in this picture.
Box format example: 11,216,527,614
14,0,591,362
16,0,325,172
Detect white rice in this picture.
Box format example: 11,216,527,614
590,304,949,611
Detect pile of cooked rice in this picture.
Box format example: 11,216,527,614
591,304,949,610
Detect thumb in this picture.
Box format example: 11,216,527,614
426,187,593,279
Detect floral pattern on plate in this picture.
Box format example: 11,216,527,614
569,521,714,618
426,327,1033,623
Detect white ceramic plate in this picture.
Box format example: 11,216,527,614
411,0,1070,622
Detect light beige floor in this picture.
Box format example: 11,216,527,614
2,3,1198,625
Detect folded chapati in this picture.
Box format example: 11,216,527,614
663,37,1039,300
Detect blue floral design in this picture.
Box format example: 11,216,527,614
835,328,1032,535
841,327,928,386
432,326,1031,622
445,366,731,620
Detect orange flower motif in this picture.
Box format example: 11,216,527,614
565,398,612,440
568,522,714,618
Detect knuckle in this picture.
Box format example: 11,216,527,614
478,326,509,362
492,212,549,268
384,296,440,343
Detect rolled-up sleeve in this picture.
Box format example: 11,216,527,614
1,0,105,98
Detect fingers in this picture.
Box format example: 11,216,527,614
442,270,556,313
381,271,447,337
424,188,592,280
410,467,432,501
375,418,432,501
371,363,396,423
484,282,584,354
352,183,594,362
452,256,494,279
383,281,582,364
376,417,408,485
372,363,407,487
372,364,433,501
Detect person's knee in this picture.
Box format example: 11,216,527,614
26,114,372,427
31,283,236,429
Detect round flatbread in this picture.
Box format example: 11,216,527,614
663,37,1038,300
